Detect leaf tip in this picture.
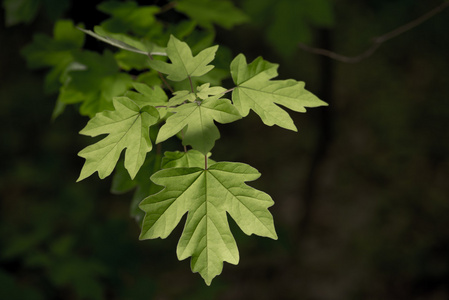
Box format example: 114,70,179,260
76,174,87,182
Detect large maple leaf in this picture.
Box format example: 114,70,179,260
77,96,159,181
230,53,327,131
139,161,277,285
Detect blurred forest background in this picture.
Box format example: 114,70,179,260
1,0,449,299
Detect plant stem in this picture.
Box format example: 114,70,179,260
204,155,208,169
223,87,235,94
157,1,177,14
188,76,195,93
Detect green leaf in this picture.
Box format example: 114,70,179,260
114,50,150,71
59,50,133,117
125,82,168,118
140,161,277,285
136,71,162,87
175,0,249,29
156,96,241,154
230,54,327,131
168,90,196,106
54,19,85,48
148,35,218,81
196,83,226,99
161,150,215,169
78,73,133,117
3,0,40,26
97,1,160,36
21,20,84,93
166,84,225,106
22,20,84,68
125,82,168,108
77,97,159,181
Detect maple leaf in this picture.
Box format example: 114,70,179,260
196,83,227,100
139,162,277,285
77,97,159,181
167,90,197,106
167,83,225,106
230,54,327,131
156,96,241,154
147,35,218,81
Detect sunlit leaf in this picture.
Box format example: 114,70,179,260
148,35,218,81
230,54,327,131
140,161,277,285
156,96,241,154
78,97,159,181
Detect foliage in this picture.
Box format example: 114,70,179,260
10,0,326,285
140,160,277,285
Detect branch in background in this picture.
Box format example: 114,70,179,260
298,1,449,63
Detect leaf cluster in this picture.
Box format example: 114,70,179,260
18,0,327,285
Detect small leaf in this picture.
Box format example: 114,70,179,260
140,161,277,285
77,97,159,181
148,35,218,81
167,90,196,106
196,83,226,100
230,54,327,131
156,96,241,154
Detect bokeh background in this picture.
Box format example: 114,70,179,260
1,0,449,299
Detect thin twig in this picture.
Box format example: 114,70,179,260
298,1,449,63
188,76,195,93
223,87,235,94
157,1,177,14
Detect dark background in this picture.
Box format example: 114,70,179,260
1,0,449,299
